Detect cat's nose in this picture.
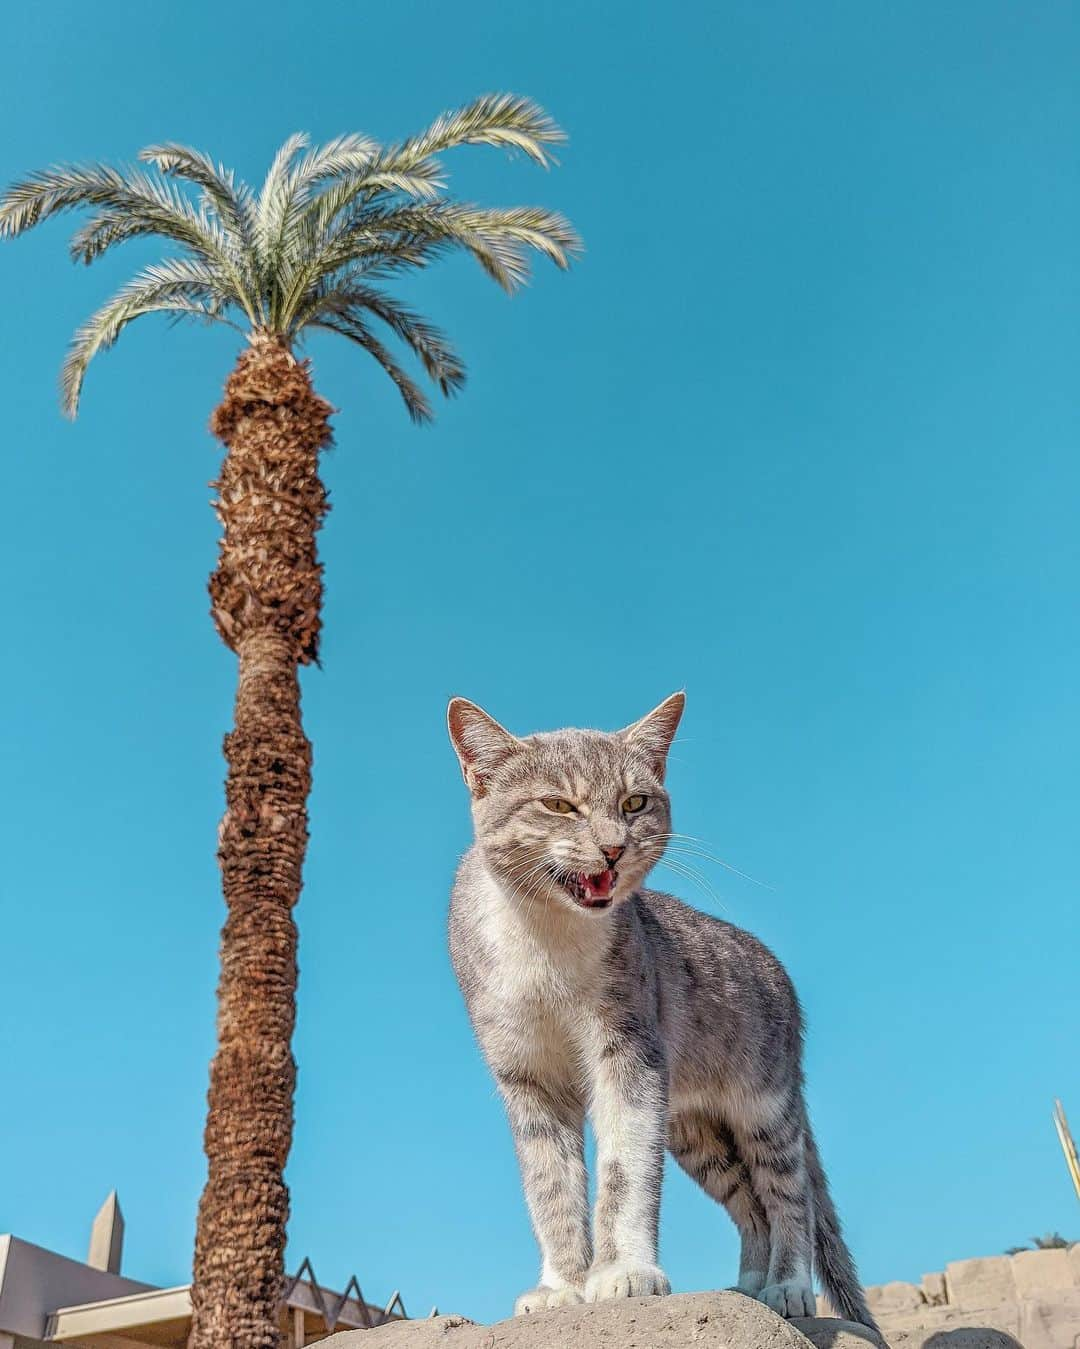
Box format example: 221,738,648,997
600,845,624,865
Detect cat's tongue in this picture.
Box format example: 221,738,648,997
580,868,615,901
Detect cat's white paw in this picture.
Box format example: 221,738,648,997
514,1285,584,1315
758,1279,816,1318
585,1261,671,1302
734,1269,768,1296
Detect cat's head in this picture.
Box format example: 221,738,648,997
447,694,684,916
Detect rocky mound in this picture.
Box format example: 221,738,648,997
322,1290,906,1349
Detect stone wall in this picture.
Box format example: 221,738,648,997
820,1246,1080,1349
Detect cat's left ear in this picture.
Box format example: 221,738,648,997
620,691,685,781
447,698,525,798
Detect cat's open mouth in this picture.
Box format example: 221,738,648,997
558,867,617,909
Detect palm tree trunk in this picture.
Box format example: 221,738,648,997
189,335,331,1349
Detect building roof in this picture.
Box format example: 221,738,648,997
47,1272,405,1347
1,1210,411,1349
0,1234,155,1344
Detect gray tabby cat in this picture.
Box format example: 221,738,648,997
446,693,875,1330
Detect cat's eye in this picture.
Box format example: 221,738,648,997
541,797,576,815
622,794,648,814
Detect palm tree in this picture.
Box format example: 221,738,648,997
0,95,578,1349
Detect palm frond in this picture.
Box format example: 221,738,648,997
310,201,579,299
137,256,241,305
298,160,446,239
255,133,309,308
277,209,456,327
281,233,454,326
291,134,381,192
61,263,238,416
274,163,447,316
139,142,258,250
308,165,447,229
302,282,466,395
312,315,433,422
457,205,579,266
2,162,211,249
0,162,262,322
66,208,242,282
289,204,517,302
276,179,458,318
257,135,420,326
66,207,170,265
262,137,393,300
282,95,564,264
341,239,448,278
427,203,580,285
386,93,566,170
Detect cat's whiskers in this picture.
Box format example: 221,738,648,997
659,842,751,906
501,851,548,884
501,856,554,919
504,859,552,899
506,864,563,937
657,832,773,891
654,839,736,875
650,853,728,915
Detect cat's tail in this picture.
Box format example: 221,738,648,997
805,1126,879,1332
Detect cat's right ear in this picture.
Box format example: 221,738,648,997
620,691,685,781
447,698,523,798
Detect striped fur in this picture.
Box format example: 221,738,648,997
446,695,876,1329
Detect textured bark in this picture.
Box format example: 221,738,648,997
189,336,332,1349
208,336,332,664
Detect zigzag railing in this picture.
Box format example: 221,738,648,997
283,1256,409,1334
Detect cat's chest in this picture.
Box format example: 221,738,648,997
491,929,600,1010
482,914,610,1053
459,867,617,1067
486,943,603,1081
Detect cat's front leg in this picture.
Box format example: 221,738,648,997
497,1068,592,1314
586,1035,671,1302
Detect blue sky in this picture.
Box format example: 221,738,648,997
1,0,1078,1326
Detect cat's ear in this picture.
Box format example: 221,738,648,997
621,691,685,781
447,698,524,798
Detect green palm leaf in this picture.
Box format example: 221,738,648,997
387,93,565,169
61,261,239,416
139,143,256,243
303,281,466,394
312,314,433,422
